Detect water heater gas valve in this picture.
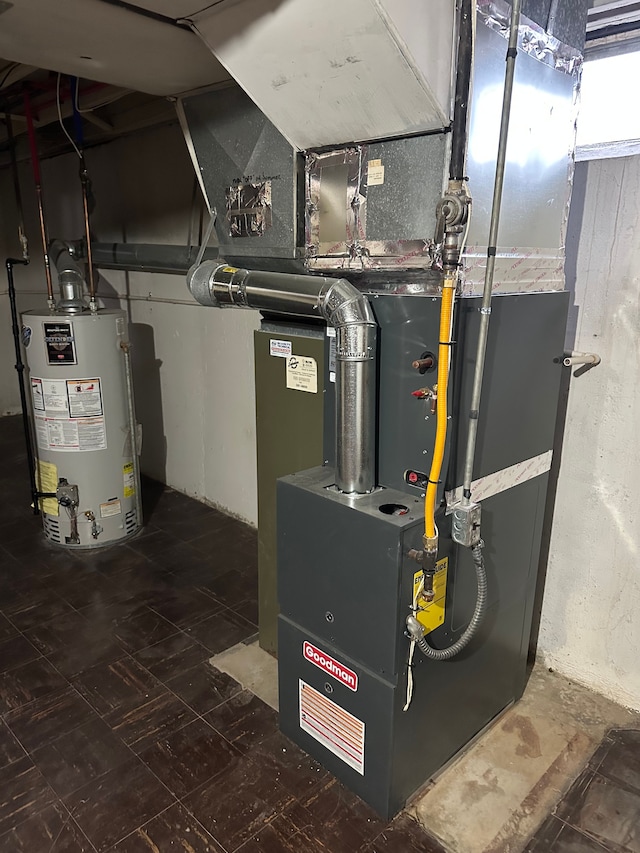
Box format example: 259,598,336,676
56,479,79,509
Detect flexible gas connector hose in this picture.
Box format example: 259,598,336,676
424,275,456,540
409,543,487,661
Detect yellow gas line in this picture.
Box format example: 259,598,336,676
424,273,456,547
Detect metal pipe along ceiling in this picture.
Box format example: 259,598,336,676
188,261,377,496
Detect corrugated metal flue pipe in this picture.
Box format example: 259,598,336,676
188,261,377,495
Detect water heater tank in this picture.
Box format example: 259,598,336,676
21,308,141,548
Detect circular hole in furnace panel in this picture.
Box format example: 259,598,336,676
324,682,334,694
379,503,409,516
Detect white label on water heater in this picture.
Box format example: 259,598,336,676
34,414,107,453
32,377,107,453
31,377,68,417
100,498,122,518
299,680,365,775
67,378,103,417
286,355,318,393
31,378,45,412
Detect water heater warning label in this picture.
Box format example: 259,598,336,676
123,463,135,497
35,415,106,453
67,379,103,417
32,376,107,452
299,680,364,775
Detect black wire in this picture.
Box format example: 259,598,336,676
0,63,19,89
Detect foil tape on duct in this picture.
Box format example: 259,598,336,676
479,0,584,74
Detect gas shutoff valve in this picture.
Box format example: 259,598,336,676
449,501,482,548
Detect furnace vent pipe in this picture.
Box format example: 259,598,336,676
70,241,219,275
188,261,377,495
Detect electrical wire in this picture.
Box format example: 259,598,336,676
403,573,425,712
56,73,82,159
73,81,125,114
0,62,20,88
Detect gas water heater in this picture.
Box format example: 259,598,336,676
21,245,141,548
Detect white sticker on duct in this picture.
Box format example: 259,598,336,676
299,680,365,775
367,159,385,186
286,355,317,393
269,339,292,357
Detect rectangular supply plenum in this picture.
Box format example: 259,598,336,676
305,134,449,272
459,2,581,296
178,85,301,260
303,3,581,291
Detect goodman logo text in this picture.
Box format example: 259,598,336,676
303,641,358,691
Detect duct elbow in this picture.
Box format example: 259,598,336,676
187,259,224,307
321,279,376,364
50,239,84,282
321,278,376,329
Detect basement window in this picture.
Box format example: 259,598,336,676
576,45,640,160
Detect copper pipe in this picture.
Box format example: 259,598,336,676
23,89,54,304
412,357,434,372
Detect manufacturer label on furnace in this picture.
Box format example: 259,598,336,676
303,641,358,691
286,355,317,393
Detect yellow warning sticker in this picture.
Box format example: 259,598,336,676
123,462,135,498
413,557,448,636
222,266,238,274
35,459,59,516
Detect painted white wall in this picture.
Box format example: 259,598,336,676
0,123,260,524
538,155,640,709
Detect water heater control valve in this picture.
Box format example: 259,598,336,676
56,479,79,509
450,501,482,548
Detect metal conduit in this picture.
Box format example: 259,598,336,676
188,261,377,495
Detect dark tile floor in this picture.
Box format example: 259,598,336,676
526,728,640,853
0,415,441,853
